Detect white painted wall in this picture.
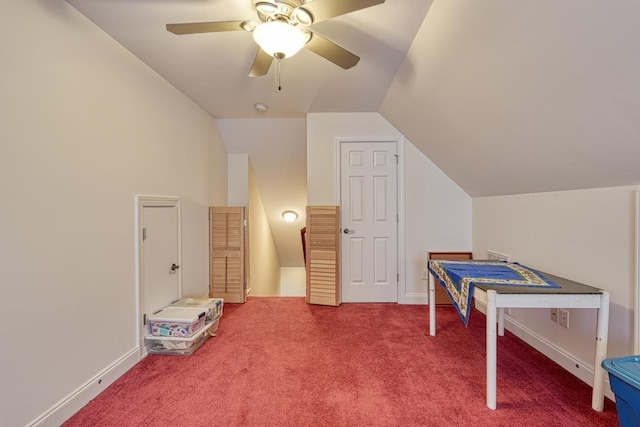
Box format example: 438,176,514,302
280,267,307,297
404,142,472,300
227,153,250,206
218,118,308,267
473,186,636,372
307,113,472,303
307,113,401,206
248,164,282,296
227,155,281,295
0,2,227,426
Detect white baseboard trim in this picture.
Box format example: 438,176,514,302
28,346,140,427
400,292,428,305
475,302,614,401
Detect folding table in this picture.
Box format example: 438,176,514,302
428,260,609,411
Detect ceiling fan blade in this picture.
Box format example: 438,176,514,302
249,49,274,77
301,0,385,24
166,21,247,35
305,32,360,70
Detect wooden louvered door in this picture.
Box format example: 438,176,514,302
305,206,340,306
210,207,247,303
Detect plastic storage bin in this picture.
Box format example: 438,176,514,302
146,329,208,356
170,298,223,322
147,307,206,337
206,318,220,335
602,355,640,427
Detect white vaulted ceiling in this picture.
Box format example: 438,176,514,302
66,0,432,118
65,0,640,266
380,0,640,197
65,0,432,266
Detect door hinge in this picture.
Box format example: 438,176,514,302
397,273,400,283
394,154,399,164
142,228,147,241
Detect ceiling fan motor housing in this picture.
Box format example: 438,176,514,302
256,1,313,26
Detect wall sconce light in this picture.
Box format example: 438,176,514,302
282,210,298,223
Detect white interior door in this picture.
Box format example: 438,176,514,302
141,204,181,345
340,141,398,302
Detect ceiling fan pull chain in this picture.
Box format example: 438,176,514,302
275,57,282,92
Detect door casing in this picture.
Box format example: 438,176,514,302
135,195,182,357
335,137,406,304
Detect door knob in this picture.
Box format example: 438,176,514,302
343,228,355,234
171,263,180,271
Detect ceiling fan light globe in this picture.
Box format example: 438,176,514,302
253,21,306,58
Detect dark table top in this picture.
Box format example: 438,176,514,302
475,270,603,295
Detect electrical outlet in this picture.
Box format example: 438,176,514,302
550,308,558,323
421,269,428,280
559,309,569,328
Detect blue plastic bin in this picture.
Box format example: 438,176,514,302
602,355,640,427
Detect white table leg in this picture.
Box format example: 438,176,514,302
498,307,505,336
591,291,610,412
429,272,436,336
486,290,498,410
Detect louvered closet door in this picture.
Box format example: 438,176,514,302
210,207,246,303
306,206,340,306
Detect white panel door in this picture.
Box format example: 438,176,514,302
142,205,180,330
340,141,398,302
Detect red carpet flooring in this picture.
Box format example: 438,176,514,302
64,297,618,426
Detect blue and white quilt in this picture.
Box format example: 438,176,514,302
427,260,560,325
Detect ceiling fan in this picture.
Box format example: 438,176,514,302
166,0,385,77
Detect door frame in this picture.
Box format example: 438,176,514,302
135,195,182,357
334,136,406,304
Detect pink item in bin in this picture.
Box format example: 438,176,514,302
147,307,206,338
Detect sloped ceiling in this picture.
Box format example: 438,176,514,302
65,0,640,266
65,0,433,268
66,0,431,118
381,0,640,197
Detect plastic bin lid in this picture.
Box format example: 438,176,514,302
602,355,640,390
171,298,222,307
148,307,206,322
